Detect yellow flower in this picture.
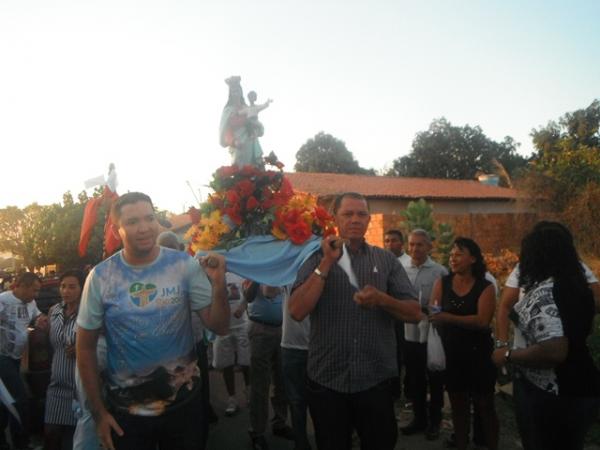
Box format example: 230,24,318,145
271,225,288,241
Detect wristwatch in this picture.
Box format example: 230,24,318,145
313,267,328,280
504,348,512,363
495,338,509,349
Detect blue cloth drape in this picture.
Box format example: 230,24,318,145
197,235,321,286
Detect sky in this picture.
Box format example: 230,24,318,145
1,0,599,214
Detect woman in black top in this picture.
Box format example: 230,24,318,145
429,238,498,450
492,221,600,450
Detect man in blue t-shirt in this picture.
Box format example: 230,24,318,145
76,192,230,450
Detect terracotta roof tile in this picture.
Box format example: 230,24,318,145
286,172,524,201
168,213,192,231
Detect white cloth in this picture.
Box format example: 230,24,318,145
337,244,359,289
398,253,412,267
0,291,41,359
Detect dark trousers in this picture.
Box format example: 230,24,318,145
306,378,397,450
513,376,600,450
403,341,444,426
195,339,212,444
0,355,29,449
248,322,288,435
111,391,205,450
393,322,405,399
282,348,310,450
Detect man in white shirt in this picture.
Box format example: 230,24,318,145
400,230,448,441
0,272,46,450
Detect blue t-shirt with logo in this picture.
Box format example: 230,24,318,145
77,248,212,416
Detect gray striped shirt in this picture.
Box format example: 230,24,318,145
45,302,78,426
294,242,416,393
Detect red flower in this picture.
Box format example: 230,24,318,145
224,206,242,225
225,190,240,205
286,221,312,245
217,165,238,178
314,206,332,224
279,177,294,198
241,165,258,177
188,207,201,224
246,196,259,210
237,179,255,198
210,196,224,209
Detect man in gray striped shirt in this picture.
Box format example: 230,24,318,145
289,192,423,450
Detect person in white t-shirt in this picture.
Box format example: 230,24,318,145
0,272,47,450
281,286,311,450
212,273,250,416
495,232,599,350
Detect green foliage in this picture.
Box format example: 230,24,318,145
0,192,105,271
400,198,454,266
400,199,435,234
436,222,455,266
528,100,600,210
388,118,528,182
561,183,600,257
295,132,374,174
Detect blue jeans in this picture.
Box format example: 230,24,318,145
0,355,29,449
282,347,310,450
513,376,600,450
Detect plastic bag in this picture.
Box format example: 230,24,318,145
427,326,446,371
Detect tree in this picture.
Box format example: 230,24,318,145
0,204,50,270
0,192,105,271
295,132,374,174
527,99,600,210
388,118,528,181
400,198,454,266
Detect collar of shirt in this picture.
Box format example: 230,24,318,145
345,239,368,257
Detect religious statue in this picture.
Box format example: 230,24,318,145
219,76,272,168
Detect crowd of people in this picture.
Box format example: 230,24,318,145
1,191,600,450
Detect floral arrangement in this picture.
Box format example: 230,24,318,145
186,153,336,253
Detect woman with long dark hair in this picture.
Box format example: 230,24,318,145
429,237,498,450
43,269,86,450
493,221,600,450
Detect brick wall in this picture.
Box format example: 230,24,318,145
367,212,540,254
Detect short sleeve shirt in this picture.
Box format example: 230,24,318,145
401,257,448,342
294,242,417,393
77,248,212,416
514,278,564,394
0,291,41,359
